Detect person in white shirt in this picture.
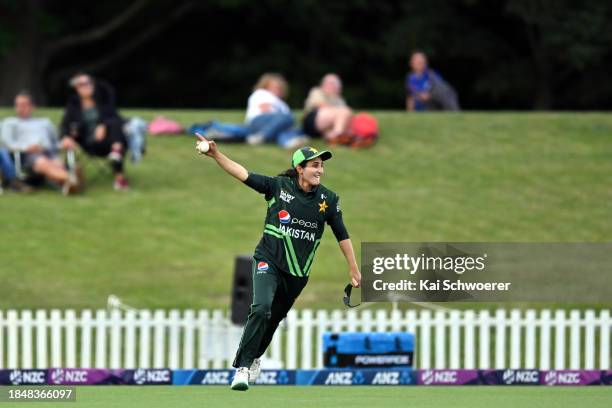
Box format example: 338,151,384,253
1,92,80,195
243,73,307,149
245,77,290,122
302,73,353,142
197,73,307,149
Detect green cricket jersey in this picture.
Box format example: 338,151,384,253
244,173,349,277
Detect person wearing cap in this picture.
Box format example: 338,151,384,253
195,134,361,391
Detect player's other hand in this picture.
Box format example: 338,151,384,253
350,267,361,288
195,133,218,158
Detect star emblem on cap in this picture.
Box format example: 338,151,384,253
319,200,328,213
309,147,318,153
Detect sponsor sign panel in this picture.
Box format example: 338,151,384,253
297,369,415,385
418,369,480,385
0,370,47,385
124,369,172,385
479,369,540,385
47,368,127,385
541,370,601,386
172,370,296,385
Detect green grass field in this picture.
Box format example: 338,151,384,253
10,386,612,408
1,109,611,310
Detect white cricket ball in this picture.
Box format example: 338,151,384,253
196,140,210,153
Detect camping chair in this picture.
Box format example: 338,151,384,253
66,117,147,185
12,150,26,180
11,148,108,191
6,150,53,191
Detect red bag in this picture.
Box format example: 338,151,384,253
349,113,378,148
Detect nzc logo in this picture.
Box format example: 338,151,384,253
9,370,46,385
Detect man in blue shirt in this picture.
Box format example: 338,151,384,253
405,51,460,112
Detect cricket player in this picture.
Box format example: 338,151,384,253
195,135,361,391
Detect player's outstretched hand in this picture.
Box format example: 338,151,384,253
195,133,218,158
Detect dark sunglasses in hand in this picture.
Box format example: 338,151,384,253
343,284,361,308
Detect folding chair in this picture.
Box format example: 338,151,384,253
12,150,26,180
8,150,50,190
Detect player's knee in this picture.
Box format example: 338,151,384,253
33,157,49,173
250,303,272,320
341,106,353,116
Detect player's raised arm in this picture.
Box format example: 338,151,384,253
196,133,248,182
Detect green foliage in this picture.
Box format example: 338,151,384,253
2,0,612,108
506,0,612,70
0,0,19,58
0,29,14,59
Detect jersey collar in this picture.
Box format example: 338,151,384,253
292,177,319,196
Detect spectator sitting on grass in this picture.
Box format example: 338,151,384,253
60,73,129,191
205,73,308,149
302,73,353,143
1,91,80,195
405,51,460,112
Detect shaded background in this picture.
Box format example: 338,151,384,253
1,0,612,110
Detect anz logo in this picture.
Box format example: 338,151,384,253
372,371,400,385
323,371,364,385
324,371,353,385
201,371,230,385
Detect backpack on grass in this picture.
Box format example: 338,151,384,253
349,112,378,148
329,112,379,148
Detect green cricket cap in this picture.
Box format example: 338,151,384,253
291,146,333,168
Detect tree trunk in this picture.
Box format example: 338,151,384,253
0,0,46,105
524,27,553,110
0,47,46,105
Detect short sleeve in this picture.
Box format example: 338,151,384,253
243,172,277,200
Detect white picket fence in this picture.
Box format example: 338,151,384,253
0,309,610,370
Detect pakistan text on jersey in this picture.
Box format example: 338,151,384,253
279,225,316,242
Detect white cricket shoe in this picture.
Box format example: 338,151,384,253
246,132,265,145
249,358,261,384
230,367,249,391
283,136,310,150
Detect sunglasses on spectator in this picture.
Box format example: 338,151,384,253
75,80,92,88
